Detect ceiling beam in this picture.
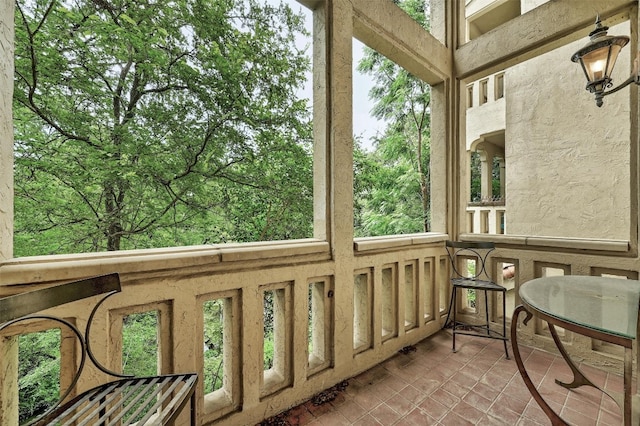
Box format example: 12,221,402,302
455,0,636,81
351,0,450,85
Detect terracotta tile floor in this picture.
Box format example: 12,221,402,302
264,330,626,425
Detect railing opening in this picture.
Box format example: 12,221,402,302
200,291,239,417
19,329,61,423
353,271,372,353
439,257,449,316
203,299,225,394
404,262,418,330
122,311,159,376
308,279,333,374
423,260,434,323
262,284,292,395
381,265,397,341
121,310,160,423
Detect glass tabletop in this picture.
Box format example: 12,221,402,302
519,275,640,340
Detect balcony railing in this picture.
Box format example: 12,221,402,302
0,235,449,425
467,200,506,234
1,233,637,425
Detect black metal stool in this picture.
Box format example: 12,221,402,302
443,240,510,359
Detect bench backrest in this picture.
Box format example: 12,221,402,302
0,273,121,323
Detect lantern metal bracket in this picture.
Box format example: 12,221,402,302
592,51,640,107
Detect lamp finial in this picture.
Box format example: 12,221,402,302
589,14,609,38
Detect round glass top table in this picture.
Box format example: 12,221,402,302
512,276,640,426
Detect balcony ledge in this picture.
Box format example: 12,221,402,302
0,239,331,286
354,232,448,253
461,233,630,253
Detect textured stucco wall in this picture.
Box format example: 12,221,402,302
505,21,631,239
0,0,14,261
466,95,506,150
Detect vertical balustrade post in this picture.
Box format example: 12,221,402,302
0,335,19,425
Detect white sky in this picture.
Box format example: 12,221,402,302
265,0,385,149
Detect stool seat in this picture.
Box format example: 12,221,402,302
451,277,506,291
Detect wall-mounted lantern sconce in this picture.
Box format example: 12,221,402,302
571,16,640,107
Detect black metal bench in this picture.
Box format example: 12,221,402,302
0,273,198,425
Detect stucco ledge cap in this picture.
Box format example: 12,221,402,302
460,233,629,252
525,236,629,252
460,233,527,245
354,232,448,251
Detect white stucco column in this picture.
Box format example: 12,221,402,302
324,0,355,373
0,336,18,425
479,150,492,201
0,0,14,262
429,0,456,235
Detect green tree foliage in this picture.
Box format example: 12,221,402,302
120,312,160,423
14,0,313,255
469,152,502,202
354,142,426,237
354,0,431,236
470,152,481,202
263,290,275,370
18,330,61,423
203,299,225,393
122,311,158,377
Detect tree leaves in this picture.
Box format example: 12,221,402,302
18,330,61,423
354,0,432,236
14,0,313,254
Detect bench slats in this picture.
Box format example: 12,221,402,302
39,374,197,426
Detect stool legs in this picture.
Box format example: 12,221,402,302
447,286,510,359
452,286,458,353
502,289,510,359
484,289,490,336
